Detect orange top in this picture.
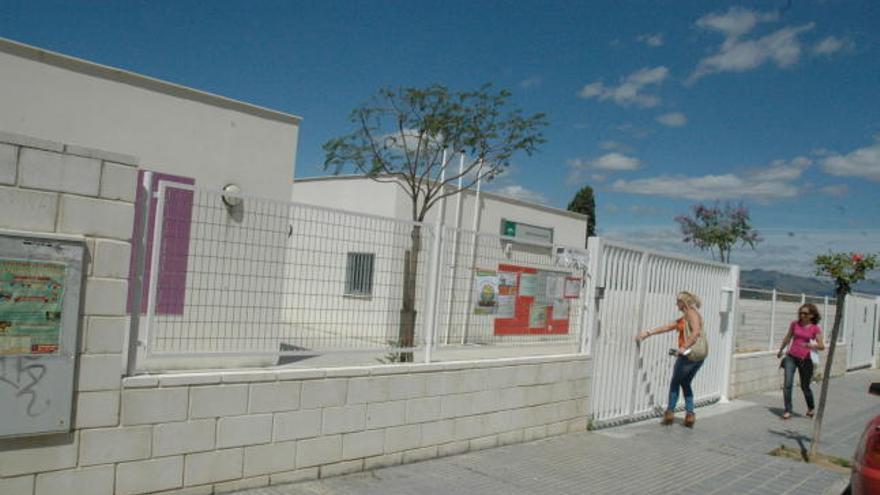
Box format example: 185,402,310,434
675,318,687,348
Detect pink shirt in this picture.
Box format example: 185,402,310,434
787,321,820,360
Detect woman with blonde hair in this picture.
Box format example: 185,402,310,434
776,303,824,419
636,291,708,427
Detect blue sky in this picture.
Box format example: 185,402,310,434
2,1,878,276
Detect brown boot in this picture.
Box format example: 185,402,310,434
661,410,674,425
684,412,695,428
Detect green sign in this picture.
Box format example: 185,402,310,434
500,219,553,244
502,220,517,237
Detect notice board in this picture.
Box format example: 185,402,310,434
0,233,84,438
493,263,577,335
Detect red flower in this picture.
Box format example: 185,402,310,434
852,253,864,263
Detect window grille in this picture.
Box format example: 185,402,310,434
345,252,375,296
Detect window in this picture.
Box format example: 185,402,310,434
345,252,375,296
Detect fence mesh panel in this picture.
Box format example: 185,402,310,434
145,183,432,356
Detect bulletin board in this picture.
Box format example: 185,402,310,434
493,263,578,335
0,233,84,438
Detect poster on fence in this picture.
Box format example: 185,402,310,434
472,269,498,315
493,263,571,335
564,276,581,299
0,258,66,355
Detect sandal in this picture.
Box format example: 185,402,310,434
781,412,792,420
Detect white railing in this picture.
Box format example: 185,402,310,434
132,181,588,369
735,287,839,354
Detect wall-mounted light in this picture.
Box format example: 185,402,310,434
221,184,243,208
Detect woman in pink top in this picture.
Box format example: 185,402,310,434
776,303,825,419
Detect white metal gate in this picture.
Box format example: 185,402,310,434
844,293,878,370
585,238,738,428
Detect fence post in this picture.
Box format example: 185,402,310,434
143,179,167,357
580,238,602,354
125,171,153,375
801,293,806,305
424,225,444,363
823,296,829,344
720,266,740,403
768,289,777,351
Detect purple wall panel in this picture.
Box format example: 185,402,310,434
127,171,195,315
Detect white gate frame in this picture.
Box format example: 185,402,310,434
586,237,738,428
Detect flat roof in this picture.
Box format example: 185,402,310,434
295,175,588,221
0,37,302,125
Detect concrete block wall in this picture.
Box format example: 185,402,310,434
0,131,139,495
728,344,848,399
0,354,589,495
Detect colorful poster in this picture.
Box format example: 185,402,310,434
496,294,515,318
498,271,518,294
529,304,547,329
518,273,538,297
0,258,66,355
552,298,570,319
473,269,498,315
564,277,582,299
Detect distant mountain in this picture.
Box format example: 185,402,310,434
740,269,880,296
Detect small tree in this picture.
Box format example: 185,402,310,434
324,84,546,361
809,252,878,459
567,185,596,246
675,201,761,263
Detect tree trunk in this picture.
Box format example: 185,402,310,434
397,224,422,362
808,288,846,459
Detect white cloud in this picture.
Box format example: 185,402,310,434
656,112,687,127
695,7,777,39
821,140,880,182
689,7,814,83
519,76,542,89
813,36,850,55
567,153,641,186
491,185,547,205
599,140,632,152
591,152,642,171
636,33,664,47
610,156,810,201
819,184,849,197
578,66,670,108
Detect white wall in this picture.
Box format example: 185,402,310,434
0,38,300,201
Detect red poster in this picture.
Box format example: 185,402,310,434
494,264,570,335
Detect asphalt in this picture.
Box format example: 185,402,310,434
233,369,880,495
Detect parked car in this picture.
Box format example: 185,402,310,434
850,382,880,494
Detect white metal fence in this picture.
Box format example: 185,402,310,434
132,181,587,367
586,238,738,428
735,288,839,354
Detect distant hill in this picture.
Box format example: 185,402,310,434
740,269,880,296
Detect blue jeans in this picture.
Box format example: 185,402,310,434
667,356,704,413
782,355,814,414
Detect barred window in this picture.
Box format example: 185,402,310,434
345,252,375,296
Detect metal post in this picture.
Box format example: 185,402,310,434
460,161,483,345
143,179,167,357
769,289,777,351
125,171,153,375
719,266,740,403
423,150,447,363
579,238,601,354
442,153,465,345
801,293,806,305
823,296,829,344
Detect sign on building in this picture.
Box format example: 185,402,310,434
500,219,554,245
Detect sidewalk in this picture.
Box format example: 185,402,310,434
233,369,879,495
